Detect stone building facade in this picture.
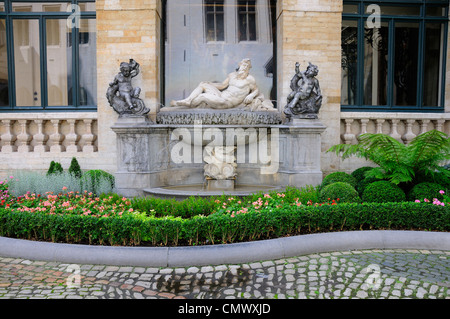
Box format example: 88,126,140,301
0,0,449,184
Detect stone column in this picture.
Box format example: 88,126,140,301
277,0,343,174
96,0,162,173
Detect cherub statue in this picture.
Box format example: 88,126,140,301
284,62,322,121
107,59,150,117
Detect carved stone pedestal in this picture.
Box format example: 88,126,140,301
111,116,327,197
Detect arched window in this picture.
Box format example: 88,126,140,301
341,0,448,111
0,0,96,111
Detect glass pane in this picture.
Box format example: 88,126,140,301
216,13,224,41
165,0,276,106
13,19,41,107
0,19,8,106
363,22,389,106
238,13,247,41
365,5,420,16
426,6,447,17
0,2,4,12
206,14,215,41
394,22,419,106
12,2,71,12
341,20,358,105
78,19,97,106
238,0,257,41
78,2,96,12
423,23,444,107
343,4,358,14
205,0,224,42
248,12,256,41
46,19,71,106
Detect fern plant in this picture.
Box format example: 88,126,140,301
327,130,450,185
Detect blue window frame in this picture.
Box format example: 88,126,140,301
0,0,96,112
342,0,449,112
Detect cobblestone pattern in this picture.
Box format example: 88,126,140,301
0,249,448,299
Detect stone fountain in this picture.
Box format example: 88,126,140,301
110,59,326,199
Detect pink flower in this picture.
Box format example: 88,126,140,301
439,190,445,195
62,186,68,191
415,200,421,203
424,198,430,202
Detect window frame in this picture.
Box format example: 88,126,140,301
342,0,449,113
0,0,96,112
237,0,258,42
204,0,225,42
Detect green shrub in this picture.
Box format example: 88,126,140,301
351,166,374,183
68,157,82,179
356,176,383,196
318,182,360,203
362,181,406,203
407,182,444,202
46,161,63,176
328,130,450,185
321,172,357,189
81,170,115,195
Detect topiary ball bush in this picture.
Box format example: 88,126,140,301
351,166,374,183
318,182,361,203
356,176,383,196
362,181,406,203
407,182,444,202
321,172,357,190
81,169,115,195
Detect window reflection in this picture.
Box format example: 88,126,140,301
238,0,257,41
364,22,389,106
394,22,419,106
424,23,444,107
46,19,71,106
165,0,275,107
77,19,97,106
205,0,224,42
341,20,357,105
0,19,8,106
14,19,41,107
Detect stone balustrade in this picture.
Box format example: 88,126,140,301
340,112,450,145
0,113,98,153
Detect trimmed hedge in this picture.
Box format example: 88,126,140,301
1,202,448,247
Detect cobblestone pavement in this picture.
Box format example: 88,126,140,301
0,249,448,300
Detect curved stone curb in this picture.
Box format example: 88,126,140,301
0,230,449,267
